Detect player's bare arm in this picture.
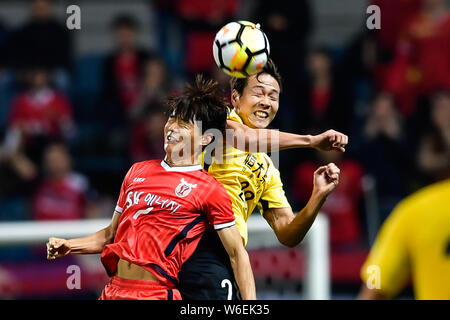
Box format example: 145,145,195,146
263,163,340,247
226,119,348,153
217,225,256,300
46,211,121,260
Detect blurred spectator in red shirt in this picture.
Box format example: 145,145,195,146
6,0,72,91
371,0,422,55
381,0,450,116
296,47,353,135
292,150,365,248
417,90,450,182
32,142,98,220
0,66,74,192
5,66,74,161
176,0,239,78
101,15,153,124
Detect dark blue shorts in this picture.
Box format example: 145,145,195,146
177,228,240,300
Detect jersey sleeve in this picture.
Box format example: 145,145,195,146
203,180,236,230
257,165,291,214
115,164,135,214
360,201,411,298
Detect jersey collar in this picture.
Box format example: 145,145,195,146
160,159,202,172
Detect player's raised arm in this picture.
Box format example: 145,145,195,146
263,163,340,247
217,225,256,300
46,211,121,260
226,120,348,153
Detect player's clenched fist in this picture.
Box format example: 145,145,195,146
313,163,340,197
311,129,348,153
47,237,71,260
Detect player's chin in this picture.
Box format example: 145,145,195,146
249,117,271,129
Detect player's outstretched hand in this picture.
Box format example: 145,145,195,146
47,237,71,260
313,163,340,197
311,129,348,152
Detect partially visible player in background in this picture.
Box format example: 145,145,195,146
358,178,450,300
46,76,256,300
177,59,341,300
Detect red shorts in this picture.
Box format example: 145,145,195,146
99,276,182,300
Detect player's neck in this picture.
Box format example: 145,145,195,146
164,155,198,167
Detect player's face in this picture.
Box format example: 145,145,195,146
163,115,202,164
234,74,280,129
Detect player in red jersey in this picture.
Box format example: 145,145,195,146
46,76,256,300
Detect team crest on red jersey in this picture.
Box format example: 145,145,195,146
175,178,197,198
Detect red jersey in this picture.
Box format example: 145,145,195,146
101,159,235,287
33,173,88,221
114,53,140,109
8,89,73,139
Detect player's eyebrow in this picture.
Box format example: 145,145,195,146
251,85,279,95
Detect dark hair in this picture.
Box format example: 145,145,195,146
229,58,282,96
111,14,139,31
166,75,228,134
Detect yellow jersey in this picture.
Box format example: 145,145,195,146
360,179,450,299
202,107,291,245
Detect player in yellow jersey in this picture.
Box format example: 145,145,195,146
358,178,450,300
177,59,342,300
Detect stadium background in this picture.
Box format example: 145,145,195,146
0,0,449,299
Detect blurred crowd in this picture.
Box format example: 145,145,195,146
0,0,449,257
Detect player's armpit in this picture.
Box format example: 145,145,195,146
217,226,256,300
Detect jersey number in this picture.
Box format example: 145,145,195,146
239,181,255,201
221,279,233,300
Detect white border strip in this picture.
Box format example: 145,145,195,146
214,221,235,230
160,160,202,172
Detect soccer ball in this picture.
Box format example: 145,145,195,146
213,21,270,78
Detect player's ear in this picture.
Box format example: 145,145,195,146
201,133,214,146
231,90,240,111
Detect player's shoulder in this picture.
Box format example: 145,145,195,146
404,179,450,205
197,168,228,191
260,153,281,176
131,159,160,169
127,159,162,176
394,179,450,217
197,167,219,182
